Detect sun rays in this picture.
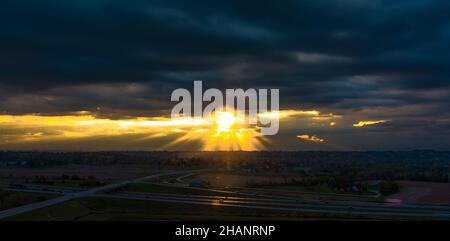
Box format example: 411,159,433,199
0,111,266,151
164,111,266,151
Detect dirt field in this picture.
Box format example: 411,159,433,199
192,172,300,188
192,172,373,202
388,181,450,205
0,165,159,180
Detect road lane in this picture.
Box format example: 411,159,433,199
0,170,195,220
99,191,450,218
3,170,450,220
96,193,450,219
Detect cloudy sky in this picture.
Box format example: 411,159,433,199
1,0,450,150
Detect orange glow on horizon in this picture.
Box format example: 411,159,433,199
0,111,265,151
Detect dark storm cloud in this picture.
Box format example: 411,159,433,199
1,0,450,149
1,0,448,87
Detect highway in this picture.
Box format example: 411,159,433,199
95,190,450,219
2,170,450,220
0,170,195,220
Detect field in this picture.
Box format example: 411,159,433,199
121,182,245,197
192,172,303,188
0,151,449,221
191,172,377,202
0,164,161,180
6,197,342,221
0,191,59,211
388,181,450,205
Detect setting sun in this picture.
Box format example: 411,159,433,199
168,110,265,151
214,111,237,134
202,111,264,151
0,110,269,151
